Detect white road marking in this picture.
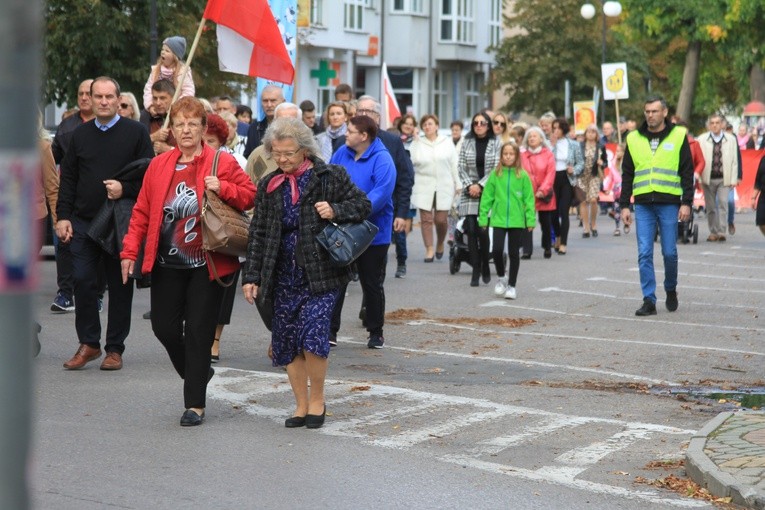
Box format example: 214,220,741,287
208,368,703,508
405,318,765,358
483,300,765,333
681,259,754,270
626,267,765,284
539,285,758,311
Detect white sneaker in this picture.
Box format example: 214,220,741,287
493,277,508,296
504,286,517,299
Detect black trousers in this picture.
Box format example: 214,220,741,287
552,171,573,245
151,265,224,409
70,217,133,353
492,228,523,286
54,224,106,299
464,215,490,278
331,243,388,337
523,211,554,255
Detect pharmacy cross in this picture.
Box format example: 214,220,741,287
310,60,337,86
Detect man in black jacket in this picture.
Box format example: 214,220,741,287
56,76,154,371
243,85,284,158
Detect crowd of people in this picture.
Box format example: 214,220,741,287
37,35,765,429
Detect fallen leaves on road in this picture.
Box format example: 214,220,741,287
350,385,371,392
384,308,535,328
520,379,651,394
645,459,685,470
634,474,735,507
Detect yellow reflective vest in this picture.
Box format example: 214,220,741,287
626,126,686,197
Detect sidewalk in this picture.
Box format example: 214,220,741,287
686,411,765,509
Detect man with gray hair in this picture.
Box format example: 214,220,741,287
246,102,302,182
698,113,741,242
243,84,285,158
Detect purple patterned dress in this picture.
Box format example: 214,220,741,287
270,170,339,366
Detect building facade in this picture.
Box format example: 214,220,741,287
294,0,502,125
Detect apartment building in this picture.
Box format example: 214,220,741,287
295,0,502,124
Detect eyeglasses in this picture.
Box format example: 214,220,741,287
119,103,130,109
356,108,379,116
172,121,203,130
493,120,507,128
271,150,301,159
473,120,488,127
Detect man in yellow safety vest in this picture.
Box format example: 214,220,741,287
619,95,695,316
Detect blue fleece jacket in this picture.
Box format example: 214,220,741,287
331,137,396,245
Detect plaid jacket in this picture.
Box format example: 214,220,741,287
242,158,371,300
457,136,502,216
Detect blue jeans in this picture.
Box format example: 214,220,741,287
635,203,679,303
728,188,735,226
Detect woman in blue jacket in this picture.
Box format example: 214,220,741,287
330,116,396,349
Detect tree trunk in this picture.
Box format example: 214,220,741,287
750,65,765,103
675,41,701,123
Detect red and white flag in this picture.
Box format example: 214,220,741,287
380,62,401,130
204,0,294,84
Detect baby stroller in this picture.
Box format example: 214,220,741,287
449,218,507,274
678,211,699,244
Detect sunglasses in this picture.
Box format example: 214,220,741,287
473,120,488,127
493,120,507,128
119,103,130,109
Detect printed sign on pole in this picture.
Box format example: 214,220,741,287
573,101,596,134
601,62,629,101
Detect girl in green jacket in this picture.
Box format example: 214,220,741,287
478,142,536,299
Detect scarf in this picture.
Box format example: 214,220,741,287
266,158,312,205
320,123,347,162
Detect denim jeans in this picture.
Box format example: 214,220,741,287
634,203,679,303
727,187,735,226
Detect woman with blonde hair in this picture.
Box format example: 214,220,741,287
577,123,608,238
142,36,195,112
316,101,348,162
492,112,512,144
118,92,141,121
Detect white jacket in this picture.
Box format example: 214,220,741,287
699,132,739,186
409,134,459,211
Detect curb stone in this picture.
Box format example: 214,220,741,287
686,411,765,509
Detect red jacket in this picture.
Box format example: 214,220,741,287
521,148,557,211
688,136,705,176
121,144,256,280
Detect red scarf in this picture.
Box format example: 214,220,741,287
266,159,311,205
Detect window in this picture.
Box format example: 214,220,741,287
489,0,502,47
464,72,482,117
310,0,324,26
440,0,474,43
344,0,364,31
389,67,416,117
392,0,423,14
432,71,448,123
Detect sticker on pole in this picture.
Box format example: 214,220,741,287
0,152,39,291
601,62,629,101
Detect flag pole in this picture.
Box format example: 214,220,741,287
163,16,207,129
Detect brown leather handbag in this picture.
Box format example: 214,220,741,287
200,151,250,285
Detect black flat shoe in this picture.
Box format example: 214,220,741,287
521,254,531,260
285,416,306,428
306,407,326,429
424,257,434,263
180,409,204,427
435,251,444,260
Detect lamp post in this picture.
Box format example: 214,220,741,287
581,1,622,125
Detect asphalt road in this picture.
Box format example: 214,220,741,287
31,209,764,509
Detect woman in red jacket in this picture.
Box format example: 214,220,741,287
120,97,256,427
520,126,557,259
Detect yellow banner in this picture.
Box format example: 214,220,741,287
298,0,310,28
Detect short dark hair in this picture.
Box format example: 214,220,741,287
645,95,667,109
554,117,570,135
420,114,439,127
349,115,378,140
299,100,316,113
236,104,252,117
152,79,175,96
334,83,353,98
91,76,121,97
450,120,464,129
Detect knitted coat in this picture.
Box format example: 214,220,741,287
457,136,501,216
241,158,371,301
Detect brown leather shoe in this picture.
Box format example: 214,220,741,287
63,344,102,370
100,352,123,371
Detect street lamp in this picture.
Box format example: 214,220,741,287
581,1,622,125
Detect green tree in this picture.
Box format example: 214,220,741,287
44,0,253,108
492,0,647,122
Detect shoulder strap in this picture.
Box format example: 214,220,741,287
211,149,222,177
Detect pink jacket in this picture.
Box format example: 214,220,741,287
121,144,256,280
521,148,556,211
143,65,195,110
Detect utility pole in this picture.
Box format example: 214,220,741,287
0,0,40,508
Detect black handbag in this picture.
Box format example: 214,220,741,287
315,220,379,267
314,172,378,267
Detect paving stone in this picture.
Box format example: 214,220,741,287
720,456,759,468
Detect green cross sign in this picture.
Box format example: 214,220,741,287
310,60,337,86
